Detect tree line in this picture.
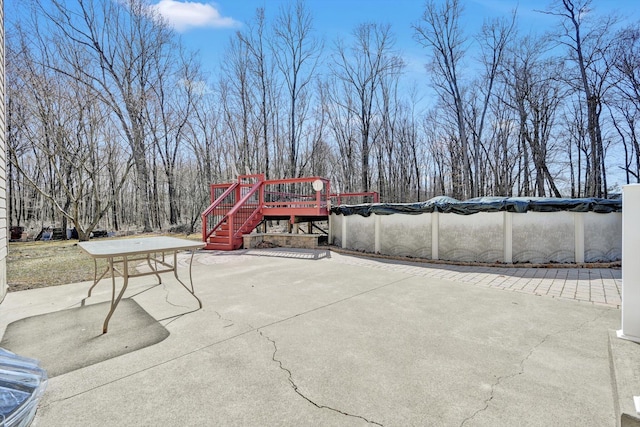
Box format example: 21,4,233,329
6,0,640,239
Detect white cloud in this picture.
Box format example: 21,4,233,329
153,0,240,32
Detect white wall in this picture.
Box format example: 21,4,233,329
619,184,640,342
439,212,503,262
511,212,576,263
379,214,431,258
331,210,622,264
345,214,375,253
584,212,622,262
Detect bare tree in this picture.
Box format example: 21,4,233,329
39,0,177,231
297,80,329,177
322,78,359,193
271,0,322,178
414,0,473,199
485,90,519,196
7,27,133,240
466,14,516,196
501,36,564,197
375,76,425,202
220,35,256,175
331,23,404,192
146,48,201,226
238,8,275,178
541,0,618,197
608,25,640,183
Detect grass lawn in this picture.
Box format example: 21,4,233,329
7,233,201,292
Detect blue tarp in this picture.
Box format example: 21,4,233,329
331,196,622,217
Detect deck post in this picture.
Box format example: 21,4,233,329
618,184,640,343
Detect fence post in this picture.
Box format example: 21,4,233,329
504,211,513,263
574,212,585,263
618,184,640,343
374,214,381,253
328,214,333,245
341,215,348,249
432,211,439,260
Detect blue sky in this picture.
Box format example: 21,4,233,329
151,0,637,188
154,0,639,84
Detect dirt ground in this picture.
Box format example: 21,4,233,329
7,233,201,292
7,240,103,292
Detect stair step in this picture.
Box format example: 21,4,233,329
210,236,231,244
206,237,244,250
204,242,235,251
203,199,264,250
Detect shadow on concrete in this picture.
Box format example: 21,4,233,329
0,299,169,377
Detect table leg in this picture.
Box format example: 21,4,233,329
102,256,130,334
172,250,202,309
81,258,110,306
147,253,163,284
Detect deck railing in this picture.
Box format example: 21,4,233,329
202,174,264,247
226,179,263,241
262,177,331,217
201,183,238,243
202,174,381,247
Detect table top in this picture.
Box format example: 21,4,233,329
78,236,205,258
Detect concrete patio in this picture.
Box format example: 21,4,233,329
0,248,626,426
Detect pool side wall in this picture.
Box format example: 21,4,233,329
330,211,622,264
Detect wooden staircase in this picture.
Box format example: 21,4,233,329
204,211,263,251
201,175,265,251
201,174,376,251
205,220,235,251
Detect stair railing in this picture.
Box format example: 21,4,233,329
201,183,239,243
225,180,264,245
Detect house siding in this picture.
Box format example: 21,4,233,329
0,0,7,302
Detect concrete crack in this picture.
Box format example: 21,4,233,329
459,311,609,427
157,282,190,309
258,330,384,426
213,310,236,328
460,333,550,427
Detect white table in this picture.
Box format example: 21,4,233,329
78,236,205,333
